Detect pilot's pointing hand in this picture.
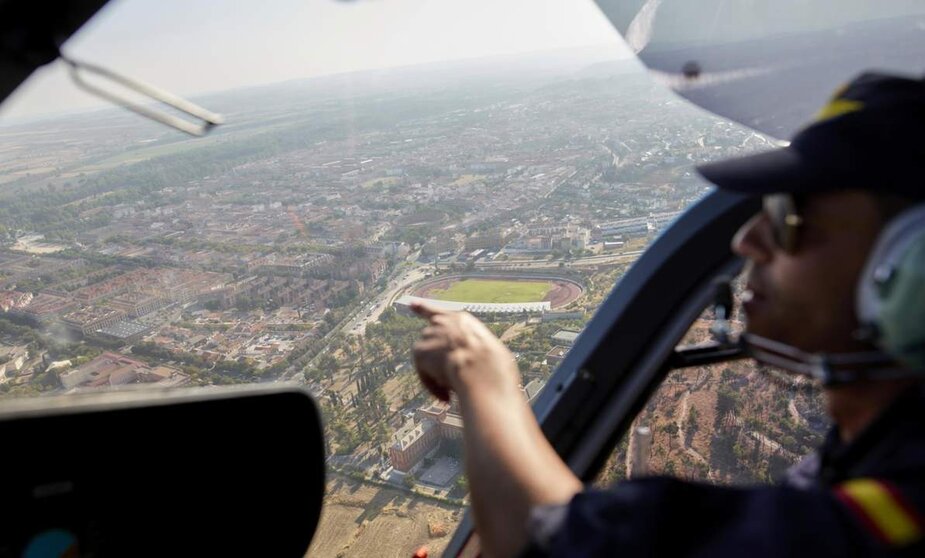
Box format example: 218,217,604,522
411,301,520,402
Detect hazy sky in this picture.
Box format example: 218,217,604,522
0,0,632,121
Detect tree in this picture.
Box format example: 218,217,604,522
403,474,416,489
453,475,468,495
687,407,700,432
373,422,390,447
324,312,338,328
317,353,338,380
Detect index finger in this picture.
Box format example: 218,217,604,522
410,300,446,321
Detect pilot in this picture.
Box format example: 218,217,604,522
411,72,925,557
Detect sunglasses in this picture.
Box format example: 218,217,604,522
762,194,804,254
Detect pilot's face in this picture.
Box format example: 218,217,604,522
731,190,883,353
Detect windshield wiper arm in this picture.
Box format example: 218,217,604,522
60,54,224,136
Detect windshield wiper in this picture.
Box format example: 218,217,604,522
61,54,224,136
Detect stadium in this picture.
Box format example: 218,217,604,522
394,273,583,318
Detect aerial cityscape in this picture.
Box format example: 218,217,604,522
0,52,823,556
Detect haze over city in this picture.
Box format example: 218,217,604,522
0,2,829,556
1,0,630,121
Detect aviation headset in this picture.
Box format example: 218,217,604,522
697,201,925,386
856,202,925,371
693,72,925,385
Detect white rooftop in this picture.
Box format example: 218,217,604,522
395,295,550,314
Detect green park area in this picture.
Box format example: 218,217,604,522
429,279,552,303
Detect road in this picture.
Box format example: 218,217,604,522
676,391,709,466
475,250,643,270
343,266,429,336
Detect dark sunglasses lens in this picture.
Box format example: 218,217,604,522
763,195,798,252
763,196,786,248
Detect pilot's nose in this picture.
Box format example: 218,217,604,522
731,212,774,264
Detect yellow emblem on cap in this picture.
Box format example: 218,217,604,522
816,98,864,122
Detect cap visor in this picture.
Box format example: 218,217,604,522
696,147,826,196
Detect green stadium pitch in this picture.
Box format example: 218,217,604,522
427,279,553,304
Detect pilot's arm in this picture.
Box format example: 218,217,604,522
411,302,925,557
411,302,582,558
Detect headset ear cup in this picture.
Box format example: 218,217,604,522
856,204,925,366
880,234,925,368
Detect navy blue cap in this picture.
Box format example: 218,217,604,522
697,72,925,199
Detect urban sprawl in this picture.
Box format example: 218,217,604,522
1,56,805,543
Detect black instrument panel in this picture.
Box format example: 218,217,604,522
0,386,325,557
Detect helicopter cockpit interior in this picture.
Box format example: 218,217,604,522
0,1,923,556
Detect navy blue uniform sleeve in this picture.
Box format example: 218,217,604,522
532,477,925,557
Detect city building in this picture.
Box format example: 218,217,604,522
541,310,584,322
0,345,29,377
505,224,590,253
389,419,441,473
94,320,152,342
416,401,464,442
247,252,334,276
14,293,75,323
0,290,32,312
389,400,465,473
394,295,550,318
62,306,126,336
545,346,569,367
421,237,457,257
108,291,168,317
551,329,581,346
59,352,189,391
523,379,545,402
390,381,545,473
464,230,507,252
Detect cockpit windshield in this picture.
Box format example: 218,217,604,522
0,1,783,555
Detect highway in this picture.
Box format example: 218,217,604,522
343,266,430,336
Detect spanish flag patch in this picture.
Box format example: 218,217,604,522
834,478,924,547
